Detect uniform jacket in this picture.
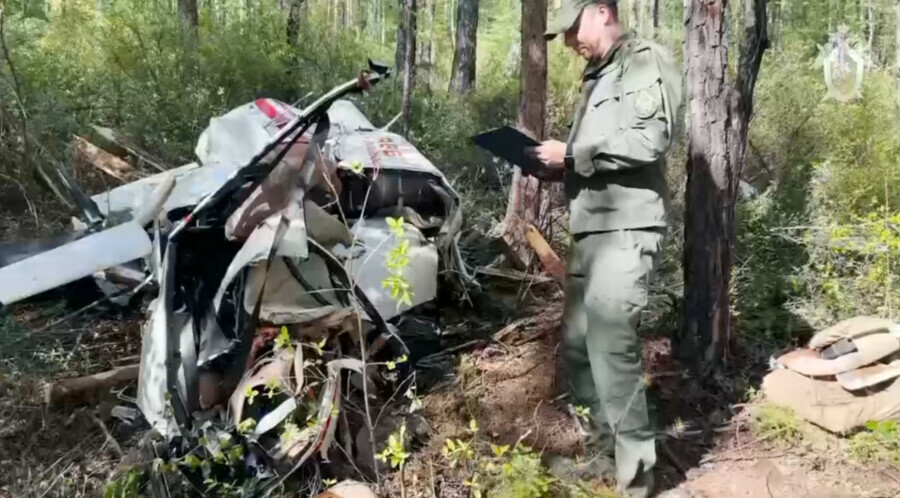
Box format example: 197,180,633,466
564,33,683,234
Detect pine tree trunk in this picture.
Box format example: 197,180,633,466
501,0,549,268
449,0,478,93
420,0,436,88
178,0,199,48
681,0,768,365
400,0,417,137
287,0,304,47
429,0,436,68
652,0,661,38
396,0,406,74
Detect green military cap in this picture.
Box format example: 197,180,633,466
545,0,616,40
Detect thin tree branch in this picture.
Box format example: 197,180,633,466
0,7,29,165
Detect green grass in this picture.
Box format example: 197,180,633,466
750,402,803,444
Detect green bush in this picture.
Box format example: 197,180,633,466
736,31,900,341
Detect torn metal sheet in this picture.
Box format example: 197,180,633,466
137,294,189,437
195,98,301,170
90,162,218,222
243,255,345,325
334,130,445,176
241,219,438,325
253,397,299,438
0,222,151,306
326,99,376,133
110,405,140,425
342,218,438,321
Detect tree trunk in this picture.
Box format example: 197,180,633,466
399,0,417,137
681,0,768,365
501,0,549,269
868,0,875,55
652,0,661,38
395,0,407,74
287,0,304,47
449,0,478,93
178,0,199,48
429,0,436,70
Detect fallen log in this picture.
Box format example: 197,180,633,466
473,266,555,285
73,135,135,181
43,364,139,408
91,125,169,173
523,223,566,285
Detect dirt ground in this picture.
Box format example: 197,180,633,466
0,304,146,498
392,298,900,498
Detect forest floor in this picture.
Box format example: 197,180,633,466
0,200,898,497
2,293,899,497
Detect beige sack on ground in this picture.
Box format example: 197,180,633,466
775,332,900,376
762,368,900,435
807,315,897,350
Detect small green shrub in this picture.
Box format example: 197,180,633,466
750,402,802,444
848,420,900,464
103,469,143,498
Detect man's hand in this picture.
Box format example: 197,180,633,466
526,140,566,181
531,140,567,167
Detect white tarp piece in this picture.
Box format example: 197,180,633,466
0,222,152,305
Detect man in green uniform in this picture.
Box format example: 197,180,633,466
529,1,682,496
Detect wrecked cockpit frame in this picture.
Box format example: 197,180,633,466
0,59,476,494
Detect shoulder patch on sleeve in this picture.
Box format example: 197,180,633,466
633,88,660,119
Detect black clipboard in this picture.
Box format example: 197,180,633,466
471,126,545,175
